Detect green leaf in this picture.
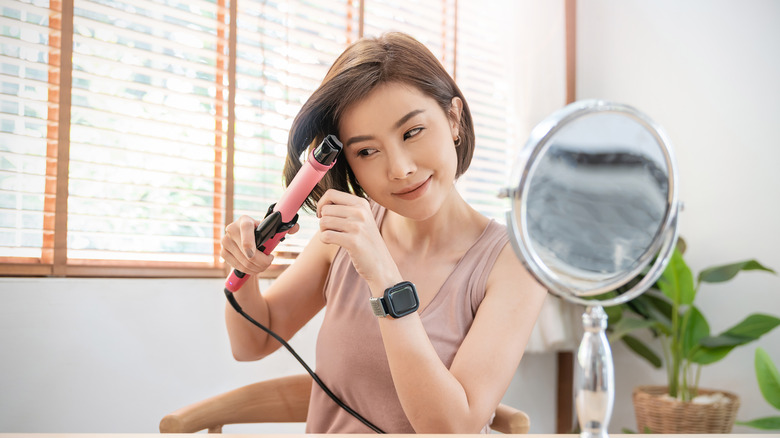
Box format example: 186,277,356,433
699,333,753,348
676,236,687,255
623,335,663,368
604,304,623,324
657,248,695,306
609,317,659,342
725,314,780,339
682,307,709,359
735,416,780,430
625,294,652,318
756,347,780,410
620,428,636,434
699,260,776,283
590,290,619,301
700,314,780,349
690,345,733,365
635,291,673,336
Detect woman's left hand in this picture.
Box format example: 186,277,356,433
316,189,400,291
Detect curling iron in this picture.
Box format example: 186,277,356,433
224,134,342,293
221,134,384,432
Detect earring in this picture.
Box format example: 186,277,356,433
454,135,461,147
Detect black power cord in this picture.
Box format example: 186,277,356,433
224,288,385,434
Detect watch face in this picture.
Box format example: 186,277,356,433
387,282,419,317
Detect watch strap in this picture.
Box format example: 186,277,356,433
369,296,388,317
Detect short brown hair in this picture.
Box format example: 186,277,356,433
283,32,475,211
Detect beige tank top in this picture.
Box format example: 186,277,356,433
305,202,509,433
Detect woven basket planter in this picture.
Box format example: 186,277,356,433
632,385,740,434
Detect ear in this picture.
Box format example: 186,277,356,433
448,96,463,138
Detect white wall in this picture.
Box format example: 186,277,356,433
0,278,313,433
0,278,559,433
577,0,780,433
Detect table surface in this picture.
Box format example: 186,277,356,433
0,435,773,438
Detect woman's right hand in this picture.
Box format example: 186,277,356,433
221,215,300,275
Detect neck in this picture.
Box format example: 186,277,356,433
382,187,485,256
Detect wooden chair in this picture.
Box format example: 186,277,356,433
160,373,530,434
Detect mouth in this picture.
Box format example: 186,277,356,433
393,176,432,200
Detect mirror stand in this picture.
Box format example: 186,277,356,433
504,100,680,438
575,305,614,438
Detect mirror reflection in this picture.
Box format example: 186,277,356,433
510,103,677,297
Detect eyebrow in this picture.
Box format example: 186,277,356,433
344,109,426,148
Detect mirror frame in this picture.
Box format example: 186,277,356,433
505,100,680,306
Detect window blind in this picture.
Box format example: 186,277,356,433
362,0,456,75
232,0,355,268
454,0,515,221
1,0,523,277
0,0,53,267
66,0,228,269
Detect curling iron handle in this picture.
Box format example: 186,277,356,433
261,231,286,255
225,269,249,293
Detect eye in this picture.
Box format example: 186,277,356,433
403,127,424,141
357,148,377,157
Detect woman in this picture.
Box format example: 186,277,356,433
221,32,546,433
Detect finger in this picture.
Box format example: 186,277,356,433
318,227,361,250
287,223,301,235
238,215,259,258
316,191,334,218
221,239,274,274
245,251,274,274
319,203,354,219
221,234,255,271
318,215,350,233
316,189,366,217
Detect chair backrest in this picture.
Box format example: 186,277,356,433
160,374,529,434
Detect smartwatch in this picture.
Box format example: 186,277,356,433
369,281,420,318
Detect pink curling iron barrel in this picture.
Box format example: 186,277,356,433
224,135,343,293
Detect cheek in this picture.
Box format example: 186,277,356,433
434,140,459,178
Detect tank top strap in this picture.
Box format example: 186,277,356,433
466,220,510,313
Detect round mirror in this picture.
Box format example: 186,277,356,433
505,100,680,306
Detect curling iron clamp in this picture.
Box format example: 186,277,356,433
224,134,343,293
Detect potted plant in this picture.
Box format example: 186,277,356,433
736,347,780,430
605,240,779,433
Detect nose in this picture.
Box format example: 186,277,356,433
386,146,416,180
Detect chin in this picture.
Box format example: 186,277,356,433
393,198,443,221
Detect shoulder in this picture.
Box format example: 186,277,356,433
485,239,545,302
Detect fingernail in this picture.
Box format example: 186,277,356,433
246,249,255,258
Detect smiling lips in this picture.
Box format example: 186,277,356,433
393,176,432,200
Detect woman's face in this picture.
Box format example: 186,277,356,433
338,82,462,220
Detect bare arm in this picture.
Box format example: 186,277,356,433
377,244,546,432
316,190,546,432
222,215,334,361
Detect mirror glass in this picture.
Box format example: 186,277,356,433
507,100,678,301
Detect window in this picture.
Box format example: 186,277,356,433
232,0,356,271
453,0,516,219
1,0,53,270
1,0,522,278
